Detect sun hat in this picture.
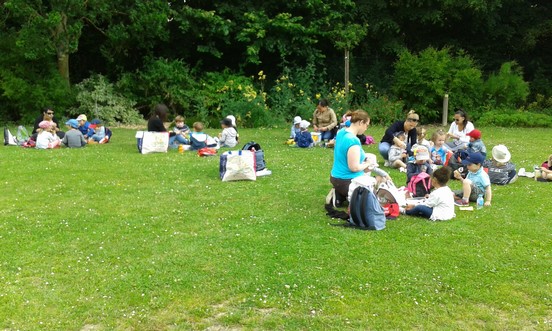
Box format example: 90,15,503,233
38,120,52,130
462,152,485,165
467,129,481,140
299,120,310,129
491,144,511,163
76,114,87,122
226,115,236,127
65,119,79,129
414,145,430,161
293,116,302,125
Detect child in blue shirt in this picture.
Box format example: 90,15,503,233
453,152,492,206
290,116,302,139
76,114,94,139
295,120,314,148
466,129,486,158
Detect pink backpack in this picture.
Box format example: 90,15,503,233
407,172,431,197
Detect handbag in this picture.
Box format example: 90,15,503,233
136,131,169,154
219,150,257,181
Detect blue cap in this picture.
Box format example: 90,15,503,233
462,152,485,165
65,119,79,129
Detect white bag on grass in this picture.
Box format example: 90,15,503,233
136,131,169,154
219,150,257,182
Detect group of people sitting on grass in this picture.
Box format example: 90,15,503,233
314,105,551,224
6,107,110,149
147,103,239,150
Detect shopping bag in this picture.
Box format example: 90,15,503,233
219,150,256,181
136,131,169,154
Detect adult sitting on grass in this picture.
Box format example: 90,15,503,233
148,104,176,140
446,108,474,151
32,107,65,140
329,110,373,207
379,109,419,166
312,98,338,144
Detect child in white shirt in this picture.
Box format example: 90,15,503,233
403,166,455,221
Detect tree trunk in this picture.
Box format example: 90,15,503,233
57,52,70,86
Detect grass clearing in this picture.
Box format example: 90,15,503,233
1,126,551,330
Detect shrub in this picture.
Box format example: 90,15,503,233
478,108,552,128
72,74,142,125
355,84,405,126
483,61,529,108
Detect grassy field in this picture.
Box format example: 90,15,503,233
1,125,551,330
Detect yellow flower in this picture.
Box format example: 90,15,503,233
315,93,321,99
258,70,264,76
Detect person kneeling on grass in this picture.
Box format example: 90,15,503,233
453,152,492,207
403,166,456,221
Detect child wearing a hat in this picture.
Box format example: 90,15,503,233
76,114,94,139
35,120,61,149
295,120,314,148
466,129,487,158
406,145,433,186
482,145,517,185
453,152,492,206
290,116,302,140
61,119,86,148
217,118,238,148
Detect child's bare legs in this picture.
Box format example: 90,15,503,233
459,178,473,201
392,159,406,169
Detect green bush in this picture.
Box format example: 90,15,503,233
72,74,142,125
483,61,529,108
354,84,405,126
392,47,485,123
478,108,552,127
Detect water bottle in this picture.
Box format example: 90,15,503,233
476,194,484,210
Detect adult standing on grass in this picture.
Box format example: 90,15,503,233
32,107,65,139
379,109,419,166
446,108,474,151
312,98,338,143
330,110,373,206
148,104,176,139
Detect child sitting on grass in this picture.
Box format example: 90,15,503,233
430,130,452,167
536,154,552,182
466,129,487,157
217,117,239,148
406,145,433,185
403,166,455,221
36,121,61,149
61,119,86,148
290,116,302,140
388,131,408,172
170,115,190,147
453,152,492,206
294,120,314,148
189,122,217,150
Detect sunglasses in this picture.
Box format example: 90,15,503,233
407,118,419,123
46,112,54,115
454,118,462,122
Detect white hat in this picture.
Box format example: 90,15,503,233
226,115,236,127
492,144,511,163
299,120,310,129
414,145,430,161
293,116,302,125
364,153,378,171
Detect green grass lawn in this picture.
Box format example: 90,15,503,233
1,126,551,330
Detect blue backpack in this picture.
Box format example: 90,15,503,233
348,186,386,230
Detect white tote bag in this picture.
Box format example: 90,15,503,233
220,150,257,182
136,131,169,154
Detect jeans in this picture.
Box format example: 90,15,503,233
169,134,189,146
378,142,391,160
320,130,334,141
405,205,433,219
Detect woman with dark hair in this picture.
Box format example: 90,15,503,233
330,110,374,205
32,107,65,139
312,98,338,143
446,108,475,151
147,104,173,133
378,109,419,165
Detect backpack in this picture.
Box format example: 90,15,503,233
348,186,386,230
407,172,431,197
376,181,407,219
242,141,266,171
4,127,18,146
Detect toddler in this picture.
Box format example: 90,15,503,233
61,119,86,148
482,144,517,185
406,145,433,185
290,116,302,139
453,152,492,206
35,121,61,149
218,117,238,148
403,166,455,221
388,131,407,171
465,129,487,157
88,119,106,144
295,120,314,148
430,130,452,166
76,114,94,138
170,115,190,146
535,154,552,181
189,122,217,150
417,126,432,150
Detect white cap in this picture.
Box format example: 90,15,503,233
299,120,310,129
293,116,302,125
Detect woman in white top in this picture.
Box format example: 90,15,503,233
446,108,474,151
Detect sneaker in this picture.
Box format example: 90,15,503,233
399,207,406,214
454,199,469,207
399,166,407,173
518,168,526,177
384,160,391,167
